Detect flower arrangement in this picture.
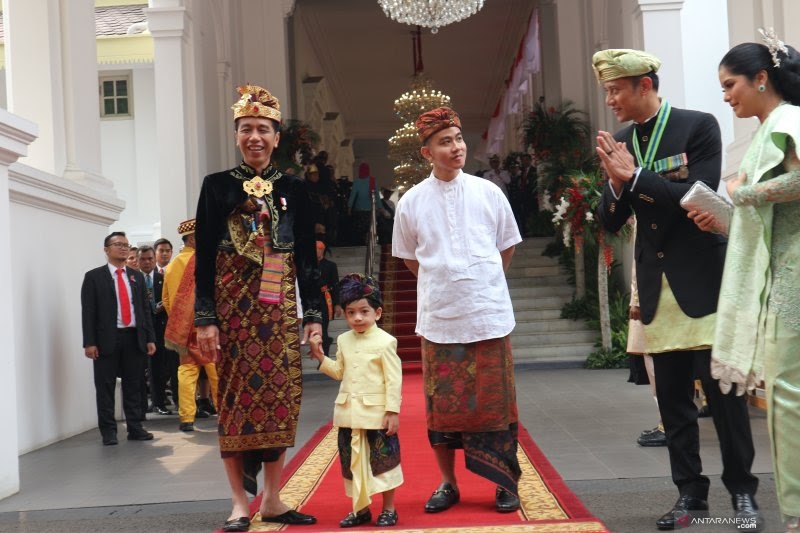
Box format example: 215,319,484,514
524,101,590,162
550,169,614,270
271,119,321,173
524,101,595,203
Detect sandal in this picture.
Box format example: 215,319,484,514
222,516,250,532
376,509,398,526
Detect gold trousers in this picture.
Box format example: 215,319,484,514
178,362,219,423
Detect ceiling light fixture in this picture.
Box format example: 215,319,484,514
388,27,452,190
378,0,485,34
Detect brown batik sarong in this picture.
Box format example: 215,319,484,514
214,249,302,453
422,336,521,494
338,428,401,480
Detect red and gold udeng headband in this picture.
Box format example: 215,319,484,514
415,107,462,143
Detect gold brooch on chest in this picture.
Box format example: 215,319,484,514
243,176,273,198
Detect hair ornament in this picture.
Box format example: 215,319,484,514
759,27,788,67
338,273,382,306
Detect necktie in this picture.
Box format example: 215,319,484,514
146,273,155,312
116,268,132,326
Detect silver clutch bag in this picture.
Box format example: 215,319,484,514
679,181,733,235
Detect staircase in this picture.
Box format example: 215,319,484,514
507,237,597,365
379,248,421,363
304,238,597,373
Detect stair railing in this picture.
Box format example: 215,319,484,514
364,180,378,278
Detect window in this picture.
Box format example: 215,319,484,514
99,74,132,118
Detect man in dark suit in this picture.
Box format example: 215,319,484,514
593,49,762,531
82,231,157,445
137,245,173,415
510,153,537,237
316,240,340,356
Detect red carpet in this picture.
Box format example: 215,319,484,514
238,369,607,532
379,247,421,364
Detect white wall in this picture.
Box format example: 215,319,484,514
103,66,159,243
8,163,124,455
0,69,6,109
12,206,107,452
681,0,732,171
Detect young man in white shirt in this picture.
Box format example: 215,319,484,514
392,107,523,514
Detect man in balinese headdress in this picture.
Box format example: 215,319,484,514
194,84,321,531
392,106,523,514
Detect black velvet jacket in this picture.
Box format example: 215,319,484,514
194,162,322,326
597,107,727,324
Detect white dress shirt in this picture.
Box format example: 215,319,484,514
392,171,521,344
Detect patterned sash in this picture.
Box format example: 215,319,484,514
164,255,197,358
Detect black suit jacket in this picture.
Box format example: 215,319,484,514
597,107,727,324
144,270,168,345
81,265,156,355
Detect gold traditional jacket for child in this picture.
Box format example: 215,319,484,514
318,324,402,429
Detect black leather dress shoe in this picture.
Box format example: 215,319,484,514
127,430,154,441
656,494,708,530
424,482,460,513
376,509,398,526
179,422,194,432
261,509,317,525
221,516,250,532
102,434,118,446
733,493,764,532
637,428,667,447
198,398,217,415
154,406,172,415
339,509,371,528
495,486,520,512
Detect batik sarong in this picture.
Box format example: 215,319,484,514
214,249,302,453
422,336,521,494
338,428,403,512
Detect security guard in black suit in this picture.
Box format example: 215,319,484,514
137,245,175,415
592,49,762,531
81,231,157,445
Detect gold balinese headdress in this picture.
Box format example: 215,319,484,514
758,27,789,68
231,84,281,122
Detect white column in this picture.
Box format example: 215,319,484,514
553,0,591,108
537,0,561,105
0,109,37,499
239,0,295,110
59,0,114,191
636,0,686,107
2,0,112,191
146,0,194,244
3,0,66,176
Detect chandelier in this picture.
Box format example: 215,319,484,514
393,73,451,123
387,123,421,161
388,27,451,190
378,0,485,33
388,123,433,191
